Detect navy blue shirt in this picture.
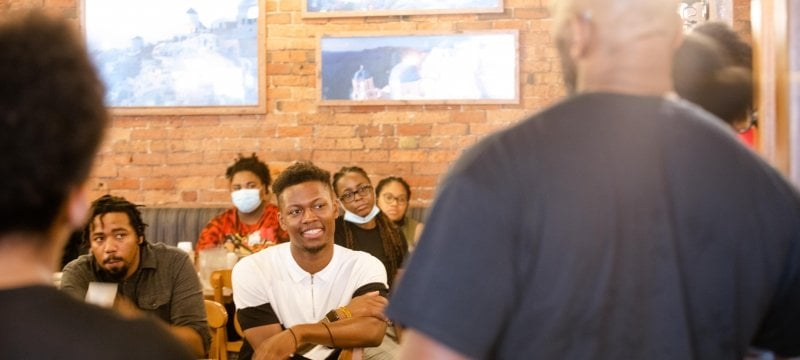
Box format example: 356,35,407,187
387,93,800,359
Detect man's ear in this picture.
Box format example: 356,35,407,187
66,182,90,230
138,236,144,245
277,210,288,231
569,11,595,59
332,198,340,219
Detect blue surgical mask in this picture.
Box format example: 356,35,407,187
231,188,262,214
343,205,381,225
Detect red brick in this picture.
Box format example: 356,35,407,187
452,111,487,123
390,150,428,162
142,178,175,190
108,178,140,190
396,124,432,136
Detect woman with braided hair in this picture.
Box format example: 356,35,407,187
333,166,408,288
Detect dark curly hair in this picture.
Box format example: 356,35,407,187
692,21,752,69
672,33,752,125
82,195,148,247
0,11,108,239
272,161,332,206
226,153,272,191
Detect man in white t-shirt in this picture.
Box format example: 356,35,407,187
233,161,389,360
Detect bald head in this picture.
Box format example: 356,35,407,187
552,0,683,95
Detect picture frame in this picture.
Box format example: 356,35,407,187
81,0,266,115
302,0,504,19
317,30,519,106
679,0,734,31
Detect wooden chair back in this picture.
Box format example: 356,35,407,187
210,269,244,352
204,299,229,360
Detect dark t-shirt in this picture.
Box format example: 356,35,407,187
386,93,800,359
334,216,408,285
0,285,194,359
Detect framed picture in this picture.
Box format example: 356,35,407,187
303,0,504,18
317,30,519,106
81,0,266,115
679,0,734,31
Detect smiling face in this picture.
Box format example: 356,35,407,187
377,180,409,222
334,171,375,218
89,212,142,281
278,181,339,255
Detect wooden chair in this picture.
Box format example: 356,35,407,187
210,269,244,353
339,348,363,360
204,299,229,360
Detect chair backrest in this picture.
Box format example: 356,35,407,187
204,299,229,360
210,269,233,305
210,269,244,351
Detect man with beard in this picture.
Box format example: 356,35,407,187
61,195,209,357
233,161,389,360
385,0,800,359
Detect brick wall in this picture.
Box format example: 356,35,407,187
3,0,752,207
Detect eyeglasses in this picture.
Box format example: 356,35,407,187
380,193,408,205
339,184,373,203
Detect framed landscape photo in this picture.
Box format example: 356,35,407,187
81,0,266,115
303,0,504,18
317,30,519,106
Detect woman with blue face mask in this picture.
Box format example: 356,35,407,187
196,154,288,252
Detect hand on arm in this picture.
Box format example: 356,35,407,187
341,291,388,321
292,316,387,349
248,293,389,360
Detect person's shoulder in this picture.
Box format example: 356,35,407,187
207,207,238,224
97,313,195,358
264,203,280,213
62,253,93,272
10,288,194,359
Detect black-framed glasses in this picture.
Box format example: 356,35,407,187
339,184,373,203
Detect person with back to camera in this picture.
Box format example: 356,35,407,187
0,10,193,359
232,161,389,360
375,176,425,251
332,167,408,287
61,194,210,357
197,153,288,253
386,0,800,358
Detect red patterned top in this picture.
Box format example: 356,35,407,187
196,204,288,251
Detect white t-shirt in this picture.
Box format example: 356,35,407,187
233,242,387,327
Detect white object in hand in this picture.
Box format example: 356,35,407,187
85,282,118,308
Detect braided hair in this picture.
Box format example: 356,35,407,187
333,166,407,286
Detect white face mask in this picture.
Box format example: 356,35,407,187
231,188,262,214
343,205,381,225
